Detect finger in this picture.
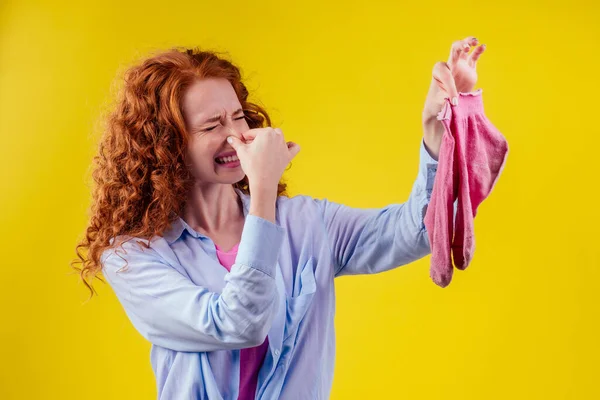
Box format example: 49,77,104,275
241,128,258,142
273,127,286,143
226,135,245,150
241,126,274,142
273,127,284,140
448,41,467,67
433,61,459,106
469,43,486,65
460,36,478,54
464,36,478,46
448,36,478,67
287,141,301,159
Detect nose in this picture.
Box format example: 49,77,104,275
225,126,244,141
222,118,248,140
221,116,249,142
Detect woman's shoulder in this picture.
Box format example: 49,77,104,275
275,192,326,217
101,234,157,264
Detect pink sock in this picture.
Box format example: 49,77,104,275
449,90,509,270
424,89,509,287
423,104,458,287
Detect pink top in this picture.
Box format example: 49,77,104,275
215,242,269,400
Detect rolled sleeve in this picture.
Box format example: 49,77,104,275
416,137,439,232
236,214,286,278
420,137,439,201
101,214,286,353
418,137,458,237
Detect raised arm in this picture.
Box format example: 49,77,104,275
316,138,458,278
101,214,284,352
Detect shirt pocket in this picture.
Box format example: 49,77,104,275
283,257,317,343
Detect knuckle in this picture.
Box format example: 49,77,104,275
433,61,444,70
433,61,449,74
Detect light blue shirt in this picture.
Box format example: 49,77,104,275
101,138,451,399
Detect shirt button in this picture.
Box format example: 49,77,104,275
274,349,280,356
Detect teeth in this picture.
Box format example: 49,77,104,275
217,155,239,164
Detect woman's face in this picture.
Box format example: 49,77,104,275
181,77,249,186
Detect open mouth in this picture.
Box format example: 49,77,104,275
215,154,240,165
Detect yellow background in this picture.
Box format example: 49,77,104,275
1,0,599,399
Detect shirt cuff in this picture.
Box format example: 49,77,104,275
236,214,286,278
419,137,439,202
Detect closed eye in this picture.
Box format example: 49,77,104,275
204,116,246,132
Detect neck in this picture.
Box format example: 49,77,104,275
182,183,243,236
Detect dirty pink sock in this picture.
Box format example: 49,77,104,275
423,100,458,287
424,88,508,287
448,90,509,270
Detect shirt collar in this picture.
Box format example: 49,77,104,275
162,187,251,245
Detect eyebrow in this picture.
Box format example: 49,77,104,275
199,108,244,125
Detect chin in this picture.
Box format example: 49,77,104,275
219,171,246,184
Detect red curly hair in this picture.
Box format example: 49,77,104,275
71,46,289,300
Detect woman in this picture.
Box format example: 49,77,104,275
72,37,485,399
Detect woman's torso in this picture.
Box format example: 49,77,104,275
147,189,337,400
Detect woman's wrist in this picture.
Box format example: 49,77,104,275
249,184,278,223
423,122,443,161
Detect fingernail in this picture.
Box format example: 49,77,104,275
463,43,470,50
227,137,233,143
452,96,459,106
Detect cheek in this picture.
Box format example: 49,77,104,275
187,139,218,169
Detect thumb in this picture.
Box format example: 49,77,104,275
287,141,301,159
227,136,245,151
